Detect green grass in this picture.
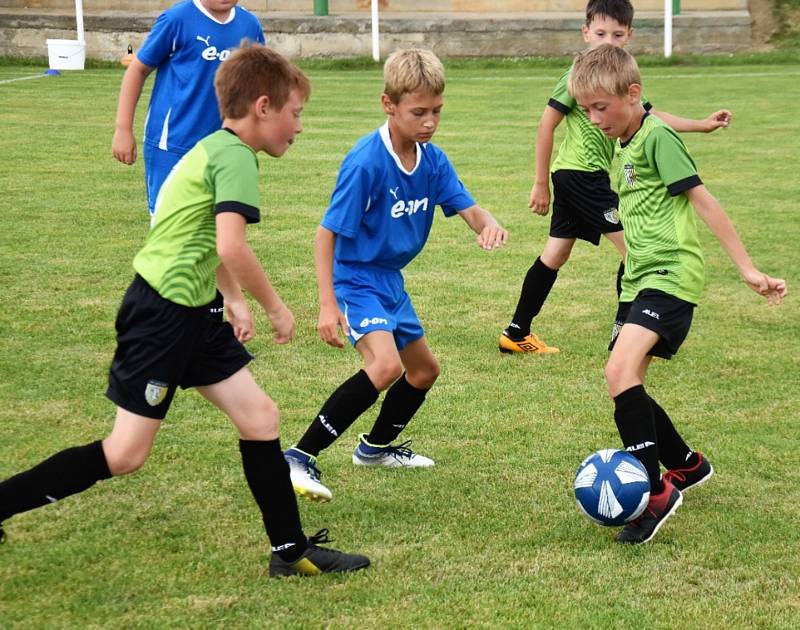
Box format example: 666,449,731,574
0,61,798,628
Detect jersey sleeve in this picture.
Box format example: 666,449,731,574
207,145,261,223
547,68,575,115
321,163,372,238
645,126,703,196
433,150,475,217
136,10,177,69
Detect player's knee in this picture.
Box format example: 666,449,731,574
541,251,569,270
409,359,440,389
103,441,149,476
604,361,633,396
371,359,404,390
241,395,280,440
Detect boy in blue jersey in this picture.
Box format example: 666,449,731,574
112,0,265,217
284,48,508,502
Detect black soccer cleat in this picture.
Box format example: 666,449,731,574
663,452,714,492
616,479,682,545
269,529,370,578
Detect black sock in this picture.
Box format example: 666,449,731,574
613,385,663,493
507,257,558,339
296,370,379,456
239,439,307,563
366,374,429,445
0,440,112,522
616,261,625,298
649,396,693,470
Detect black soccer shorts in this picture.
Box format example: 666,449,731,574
608,288,695,360
106,275,253,419
550,169,623,245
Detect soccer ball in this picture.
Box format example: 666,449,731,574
574,449,650,526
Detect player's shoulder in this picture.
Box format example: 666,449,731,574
341,128,384,167
235,4,261,23
161,0,194,20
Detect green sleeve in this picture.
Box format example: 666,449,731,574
548,67,575,114
645,126,702,196
206,144,261,223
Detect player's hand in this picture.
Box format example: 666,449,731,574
703,109,732,132
743,269,787,305
225,299,255,343
529,182,551,216
112,128,137,165
477,224,508,250
318,303,348,348
267,302,295,344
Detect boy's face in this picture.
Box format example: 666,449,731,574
258,88,305,157
382,91,443,145
201,0,238,20
575,85,642,141
582,15,633,49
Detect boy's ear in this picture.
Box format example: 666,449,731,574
581,24,590,43
627,83,642,102
254,95,271,119
381,93,395,116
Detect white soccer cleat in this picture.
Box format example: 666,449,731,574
352,434,435,468
284,447,333,502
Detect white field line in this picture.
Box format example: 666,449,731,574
0,73,50,85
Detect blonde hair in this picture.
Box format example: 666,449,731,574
568,44,641,101
383,48,445,103
215,42,310,119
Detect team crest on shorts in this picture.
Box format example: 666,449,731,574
144,380,169,407
604,207,620,224
623,163,636,187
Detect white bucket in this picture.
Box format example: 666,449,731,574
46,39,86,70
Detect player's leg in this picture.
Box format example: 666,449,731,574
354,337,438,468
500,235,572,354
143,144,182,218
286,290,395,499
0,407,159,541
603,229,627,298
606,323,682,544
198,368,369,577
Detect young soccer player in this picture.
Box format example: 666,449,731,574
284,48,508,502
0,45,370,577
112,0,265,218
499,0,732,354
569,44,786,544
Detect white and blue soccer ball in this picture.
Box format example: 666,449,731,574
574,449,650,526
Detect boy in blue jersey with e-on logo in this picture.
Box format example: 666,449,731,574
112,0,265,218
283,48,508,502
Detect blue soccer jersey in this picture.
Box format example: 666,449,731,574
321,123,475,272
137,0,265,155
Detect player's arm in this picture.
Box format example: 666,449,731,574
315,225,348,348
458,205,508,251
112,57,155,165
650,108,732,133
216,264,254,343
530,106,565,215
685,185,786,304
216,212,295,344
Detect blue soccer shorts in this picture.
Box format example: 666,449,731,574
143,144,183,216
334,267,424,351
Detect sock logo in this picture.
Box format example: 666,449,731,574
272,541,297,552
626,441,655,452
318,414,338,436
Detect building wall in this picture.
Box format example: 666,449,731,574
0,0,748,12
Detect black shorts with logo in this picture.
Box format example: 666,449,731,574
550,169,623,245
106,275,253,419
608,288,695,360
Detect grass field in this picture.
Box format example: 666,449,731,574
0,60,798,628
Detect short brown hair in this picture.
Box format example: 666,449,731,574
585,0,634,28
215,42,310,119
383,48,445,103
568,44,641,101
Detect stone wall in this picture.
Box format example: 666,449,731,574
0,2,753,60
